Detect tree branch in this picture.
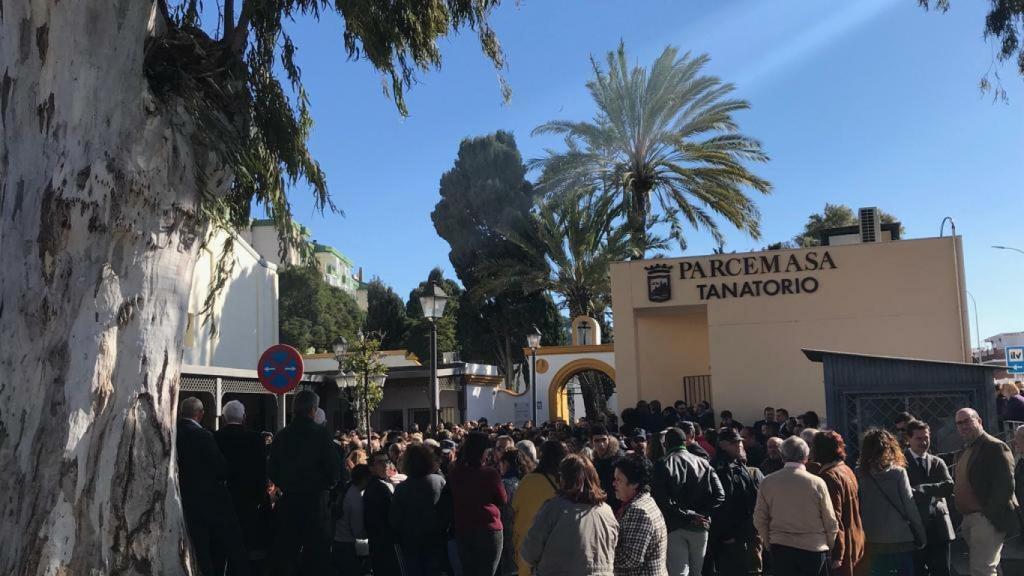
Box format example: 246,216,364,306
223,0,234,41
186,0,199,25
229,0,250,55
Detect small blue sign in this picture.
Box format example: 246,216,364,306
258,344,304,394
1008,346,1024,375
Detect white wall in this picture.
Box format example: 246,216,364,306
988,333,1024,351
242,223,300,267
183,230,279,370
465,384,516,424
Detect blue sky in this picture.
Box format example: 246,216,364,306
271,0,1023,347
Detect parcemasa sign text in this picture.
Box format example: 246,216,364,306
680,251,837,300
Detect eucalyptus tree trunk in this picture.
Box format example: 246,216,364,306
1,2,210,573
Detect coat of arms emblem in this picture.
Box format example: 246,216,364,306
645,263,672,302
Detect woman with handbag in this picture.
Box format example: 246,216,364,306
855,429,926,576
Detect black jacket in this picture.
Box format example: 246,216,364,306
267,415,340,497
177,418,229,517
904,449,955,542
215,424,267,506
593,449,624,511
390,473,447,548
686,442,710,461
653,447,725,532
364,477,396,543
710,455,762,544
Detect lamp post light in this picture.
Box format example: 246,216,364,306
993,245,1024,256
419,280,449,430
527,325,542,426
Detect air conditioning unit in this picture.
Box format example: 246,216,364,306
859,207,881,243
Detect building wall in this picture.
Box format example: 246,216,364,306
611,236,971,424
466,384,516,424
183,230,279,370
634,306,711,392
243,222,301,267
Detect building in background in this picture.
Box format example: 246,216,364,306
980,331,1024,384
313,242,367,309
303,352,510,431
243,219,367,309
181,229,300,432
610,208,972,424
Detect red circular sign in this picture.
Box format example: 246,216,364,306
258,344,305,395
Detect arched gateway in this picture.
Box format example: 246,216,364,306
525,316,617,423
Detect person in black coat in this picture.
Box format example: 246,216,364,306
214,400,268,569
177,397,249,576
904,420,955,576
364,451,401,576
590,425,624,511
708,428,764,576
267,390,341,576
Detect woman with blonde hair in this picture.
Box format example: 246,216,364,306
1001,381,1024,423
856,428,925,576
521,454,619,576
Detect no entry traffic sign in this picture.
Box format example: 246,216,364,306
258,344,304,394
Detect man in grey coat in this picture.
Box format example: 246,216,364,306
904,420,954,576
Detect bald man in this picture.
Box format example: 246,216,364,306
953,408,1018,576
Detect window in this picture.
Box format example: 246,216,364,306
411,409,431,431
382,410,404,432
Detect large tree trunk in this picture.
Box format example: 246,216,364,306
578,371,610,423
1,2,208,573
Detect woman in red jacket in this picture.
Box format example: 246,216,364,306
449,431,508,576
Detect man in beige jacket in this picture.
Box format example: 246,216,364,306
754,436,838,576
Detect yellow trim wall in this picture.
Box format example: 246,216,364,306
610,237,971,424
547,358,616,422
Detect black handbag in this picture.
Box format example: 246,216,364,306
866,471,924,549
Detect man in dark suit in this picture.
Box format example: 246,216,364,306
177,396,249,576
214,400,267,572
268,390,340,576
953,407,1019,576
363,450,401,576
904,419,955,576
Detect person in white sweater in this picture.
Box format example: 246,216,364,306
754,436,838,576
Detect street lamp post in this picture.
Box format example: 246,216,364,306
993,245,1024,256
333,337,356,431
419,281,449,430
527,325,542,426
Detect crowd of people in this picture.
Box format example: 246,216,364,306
176,392,1024,576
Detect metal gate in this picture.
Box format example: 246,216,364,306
840,390,978,459
682,375,713,407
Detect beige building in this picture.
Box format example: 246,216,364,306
610,232,971,424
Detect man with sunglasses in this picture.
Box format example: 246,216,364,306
952,408,1018,576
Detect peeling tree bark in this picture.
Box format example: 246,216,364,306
1,2,209,574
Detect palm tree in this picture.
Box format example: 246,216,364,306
532,42,772,259
475,189,663,420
